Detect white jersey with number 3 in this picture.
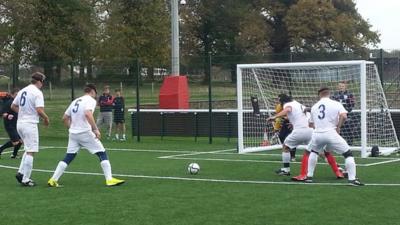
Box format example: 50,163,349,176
310,97,348,133
12,84,44,124
283,100,309,129
65,95,97,134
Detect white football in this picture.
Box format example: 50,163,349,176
188,163,200,175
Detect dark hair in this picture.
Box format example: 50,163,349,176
84,83,97,94
278,94,292,105
318,86,330,95
115,89,121,92
31,72,46,84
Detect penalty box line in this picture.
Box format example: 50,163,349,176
1,164,400,187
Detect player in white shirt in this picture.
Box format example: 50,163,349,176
267,94,313,176
306,87,363,186
11,72,50,187
47,84,125,187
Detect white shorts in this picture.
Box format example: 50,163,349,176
284,127,313,149
17,122,39,152
67,131,105,154
309,130,349,154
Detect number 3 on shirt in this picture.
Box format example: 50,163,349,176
318,104,326,119
72,99,82,113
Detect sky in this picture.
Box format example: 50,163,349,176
354,0,400,50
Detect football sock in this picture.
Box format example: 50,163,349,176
100,160,112,180
282,152,291,171
307,152,318,177
115,134,119,139
12,143,22,156
52,161,68,181
22,154,33,183
122,134,126,139
325,152,340,174
299,151,310,176
18,152,27,174
345,157,356,180
0,141,13,153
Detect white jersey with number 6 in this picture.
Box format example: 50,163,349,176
283,100,309,129
310,97,348,133
12,84,44,124
65,95,97,134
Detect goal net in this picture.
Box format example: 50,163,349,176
237,60,399,157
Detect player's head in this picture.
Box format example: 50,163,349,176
103,85,110,94
318,86,330,98
278,94,292,105
31,72,46,87
10,88,19,98
84,83,97,97
338,81,347,92
115,89,121,96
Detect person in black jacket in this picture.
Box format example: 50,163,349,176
113,89,126,141
96,85,114,139
331,81,356,145
0,88,22,158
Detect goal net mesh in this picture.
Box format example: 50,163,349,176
237,61,399,156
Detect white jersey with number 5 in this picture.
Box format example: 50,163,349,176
12,84,44,124
283,100,309,129
65,95,97,134
310,97,348,133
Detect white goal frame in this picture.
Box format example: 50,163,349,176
237,60,399,157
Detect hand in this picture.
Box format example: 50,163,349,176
43,117,50,127
336,127,341,134
93,129,101,139
7,114,14,120
266,116,275,122
2,113,8,118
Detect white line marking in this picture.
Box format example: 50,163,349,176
0,164,399,187
362,158,400,167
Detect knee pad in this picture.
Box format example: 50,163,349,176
62,153,77,165
96,151,108,161
342,150,353,158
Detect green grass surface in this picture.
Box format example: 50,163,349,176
1,99,400,225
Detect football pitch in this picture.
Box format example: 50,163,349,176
1,100,400,225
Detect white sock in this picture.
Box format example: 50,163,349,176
22,154,33,183
282,152,291,172
307,152,318,177
18,152,27,174
345,157,356,180
100,160,112,180
122,134,126,139
115,134,119,139
51,161,68,181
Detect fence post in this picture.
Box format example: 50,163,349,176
136,59,141,142
208,52,213,144
70,63,75,101
379,48,384,85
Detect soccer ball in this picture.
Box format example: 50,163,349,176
188,163,200,175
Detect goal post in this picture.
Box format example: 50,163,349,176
237,60,399,157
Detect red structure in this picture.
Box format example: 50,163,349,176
159,75,189,109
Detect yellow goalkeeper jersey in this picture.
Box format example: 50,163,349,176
273,103,283,131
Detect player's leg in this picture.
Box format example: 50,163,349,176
121,121,126,140
291,150,310,181
82,131,125,186
9,125,22,158
48,134,79,187
323,151,344,179
107,112,113,138
328,133,363,186
275,144,292,176
305,133,326,183
0,140,13,155
96,112,104,129
18,123,38,186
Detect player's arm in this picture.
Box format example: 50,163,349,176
85,109,100,139
36,107,50,127
62,114,71,128
337,112,347,134
267,106,291,122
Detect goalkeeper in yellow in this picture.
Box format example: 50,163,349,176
273,95,296,161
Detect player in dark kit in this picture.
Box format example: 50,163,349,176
0,88,22,158
113,89,126,141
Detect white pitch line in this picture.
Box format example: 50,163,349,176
362,158,400,167
159,149,235,159
0,164,399,187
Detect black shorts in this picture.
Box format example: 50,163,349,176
113,111,125,123
5,124,20,142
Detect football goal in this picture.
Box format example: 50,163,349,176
237,60,399,157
